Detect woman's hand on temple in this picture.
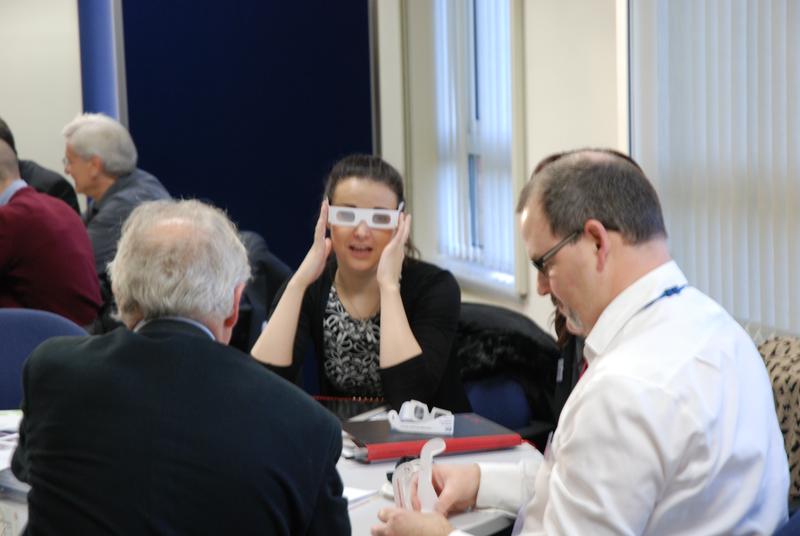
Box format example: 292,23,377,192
377,213,411,290
292,200,332,288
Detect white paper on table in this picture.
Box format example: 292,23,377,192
0,411,22,472
0,411,21,432
0,438,18,471
344,486,377,509
0,451,12,472
341,435,356,459
348,406,389,422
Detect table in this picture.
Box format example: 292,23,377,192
0,483,26,536
340,443,538,536
0,411,25,535
0,427,537,536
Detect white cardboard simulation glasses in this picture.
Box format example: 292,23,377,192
328,201,404,230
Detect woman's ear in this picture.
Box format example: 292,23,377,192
584,219,610,271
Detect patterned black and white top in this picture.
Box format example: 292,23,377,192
322,285,383,397
264,258,466,412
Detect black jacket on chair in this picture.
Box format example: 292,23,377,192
229,231,292,353
456,303,562,421
12,319,349,535
19,159,80,214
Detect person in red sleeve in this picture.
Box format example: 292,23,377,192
0,139,100,326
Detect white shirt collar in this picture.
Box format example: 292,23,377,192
0,179,28,206
584,260,688,364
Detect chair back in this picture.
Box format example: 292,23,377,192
759,335,800,505
455,303,561,438
463,374,532,429
0,309,87,409
230,231,292,352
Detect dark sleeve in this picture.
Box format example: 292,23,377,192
47,180,80,214
11,356,32,482
86,197,131,276
306,420,350,536
379,267,461,409
0,210,14,273
260,276,315,385
20,161,80,214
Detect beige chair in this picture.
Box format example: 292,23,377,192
758,335,800,503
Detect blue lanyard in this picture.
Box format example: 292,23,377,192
586,284,689,370
641,284,687,312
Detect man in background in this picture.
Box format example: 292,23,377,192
0,116,79,213
61,113,170,298
373,149,788,535
12,199,350,535
0,139,100,325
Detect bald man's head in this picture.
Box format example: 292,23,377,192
518,148,666,245
108,199,251,331
0,117,17,154
0,139,20,185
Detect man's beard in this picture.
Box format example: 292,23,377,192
553,296,584,335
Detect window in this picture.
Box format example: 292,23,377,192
630,0,800,333
433,0,520,294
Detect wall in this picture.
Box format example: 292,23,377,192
400,1,438,262
377,0,627,333
375,0,407,176
0,0,83,177
519,0,627,331
1,0,626,333
121,0,374,269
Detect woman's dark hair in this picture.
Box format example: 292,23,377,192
325,154,404,207
554,309,571,348
324,154,419,259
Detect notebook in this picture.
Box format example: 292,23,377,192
342,412,522,463
343,486,378,509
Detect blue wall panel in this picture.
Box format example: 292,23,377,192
78,0,119,117
121,0,373,268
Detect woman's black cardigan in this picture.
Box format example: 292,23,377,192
265,258,471,412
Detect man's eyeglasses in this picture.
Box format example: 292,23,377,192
531,230,580,274
328,201,404,230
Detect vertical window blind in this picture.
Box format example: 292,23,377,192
434,0,515,287
630,0,800,333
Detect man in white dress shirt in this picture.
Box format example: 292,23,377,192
372,148,789,536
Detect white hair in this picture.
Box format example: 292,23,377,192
108,199,251,326
62,113,137,176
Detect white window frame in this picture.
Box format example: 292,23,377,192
429,0,529,298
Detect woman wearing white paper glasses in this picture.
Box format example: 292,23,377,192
251,154,470,412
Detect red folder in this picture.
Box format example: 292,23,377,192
342,413,522,462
